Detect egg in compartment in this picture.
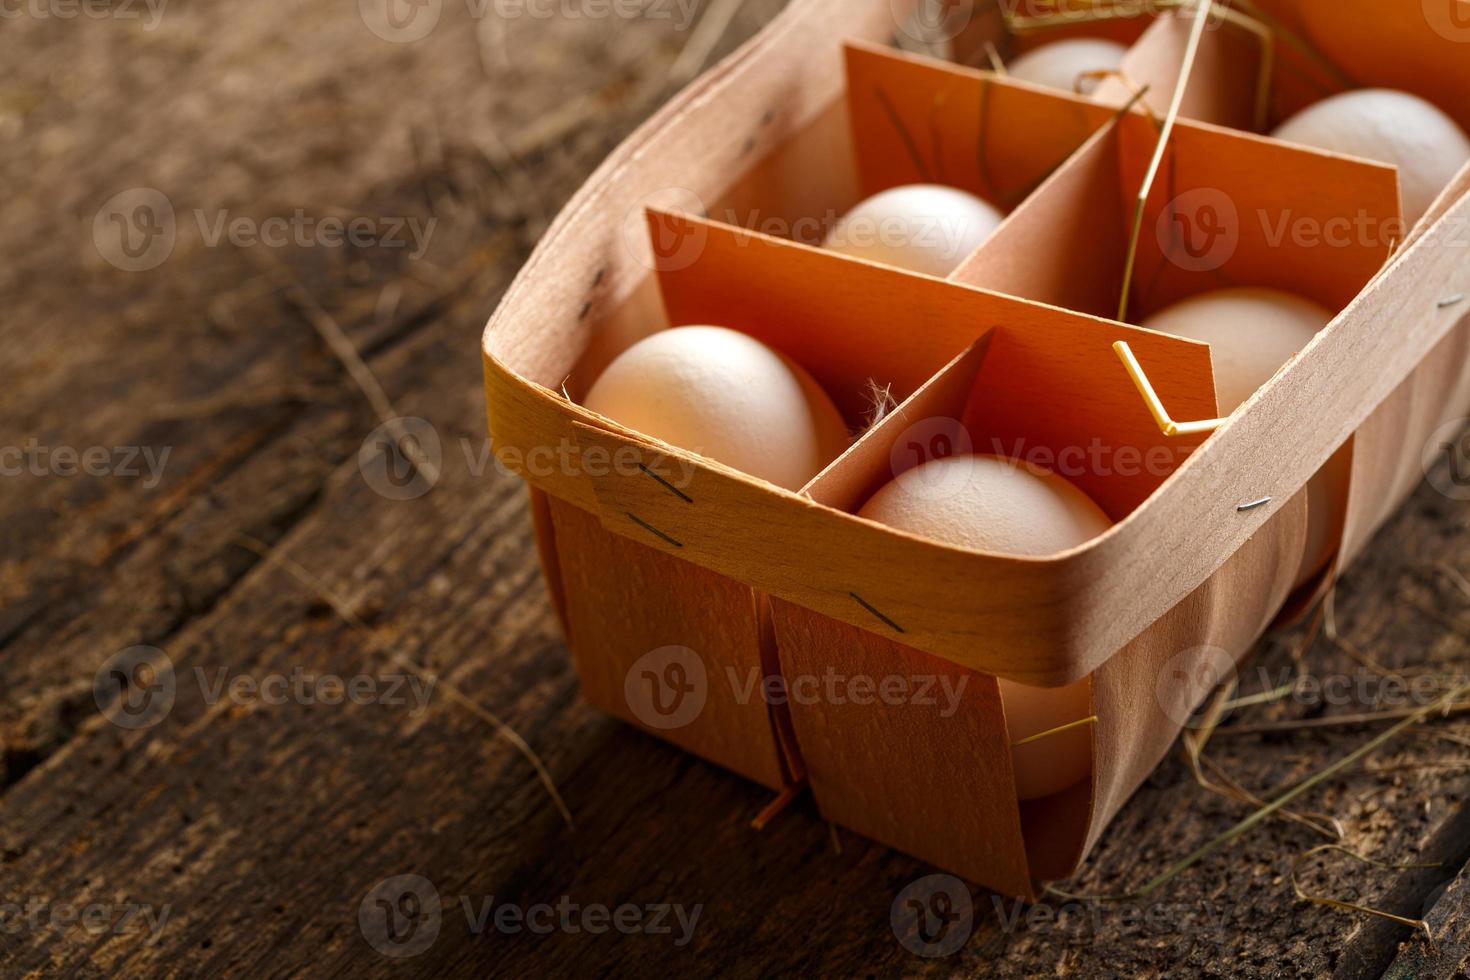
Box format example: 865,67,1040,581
1270,89,1470,228
1142,287,1346,589
1005,38,1128,96
822,184,1004,277
582,325,851,492
857,454,1112,801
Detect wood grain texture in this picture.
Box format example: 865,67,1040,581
7,1,1470,977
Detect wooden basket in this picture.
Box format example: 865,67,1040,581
481,0,1470,899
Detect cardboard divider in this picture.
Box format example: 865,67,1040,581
1249,0,1470,133
842,42,1124,213
649,207,1219,517
773,331,1304,885
770,340,1034,898
951,103,1399,319
1107,4,1470,141
546,209,1220,686
950,93,1397,601
951,1,1154,69
1101,7,1268,132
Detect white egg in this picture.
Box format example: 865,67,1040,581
858,454,1111,801
583,326,850,492
822,184,1004,277
1271,89,1470,227
1142,287,1345,586
1006,39,1128,95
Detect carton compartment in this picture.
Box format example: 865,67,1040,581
768,314,1296,889
946,99,1398,593
569,38,1134,396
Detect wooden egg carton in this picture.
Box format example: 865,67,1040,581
481,0,1470,898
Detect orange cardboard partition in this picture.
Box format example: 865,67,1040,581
1102,6,1269,132
949,0,1156,69
1111,4,1470,138
634,208,1235,893
946,95,1397,597
698,40,1145,267
843,42,1123,212
1251,0,1470,133
951,105,1399,320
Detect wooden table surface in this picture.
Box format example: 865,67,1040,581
6,2,1470,976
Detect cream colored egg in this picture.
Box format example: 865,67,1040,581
1142,287,1343,586
858,454,1111,800
1006,39,1128,95
1271,89,1470,227
1295,0,1470,139
823,184,1004,277
583,326,850,492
